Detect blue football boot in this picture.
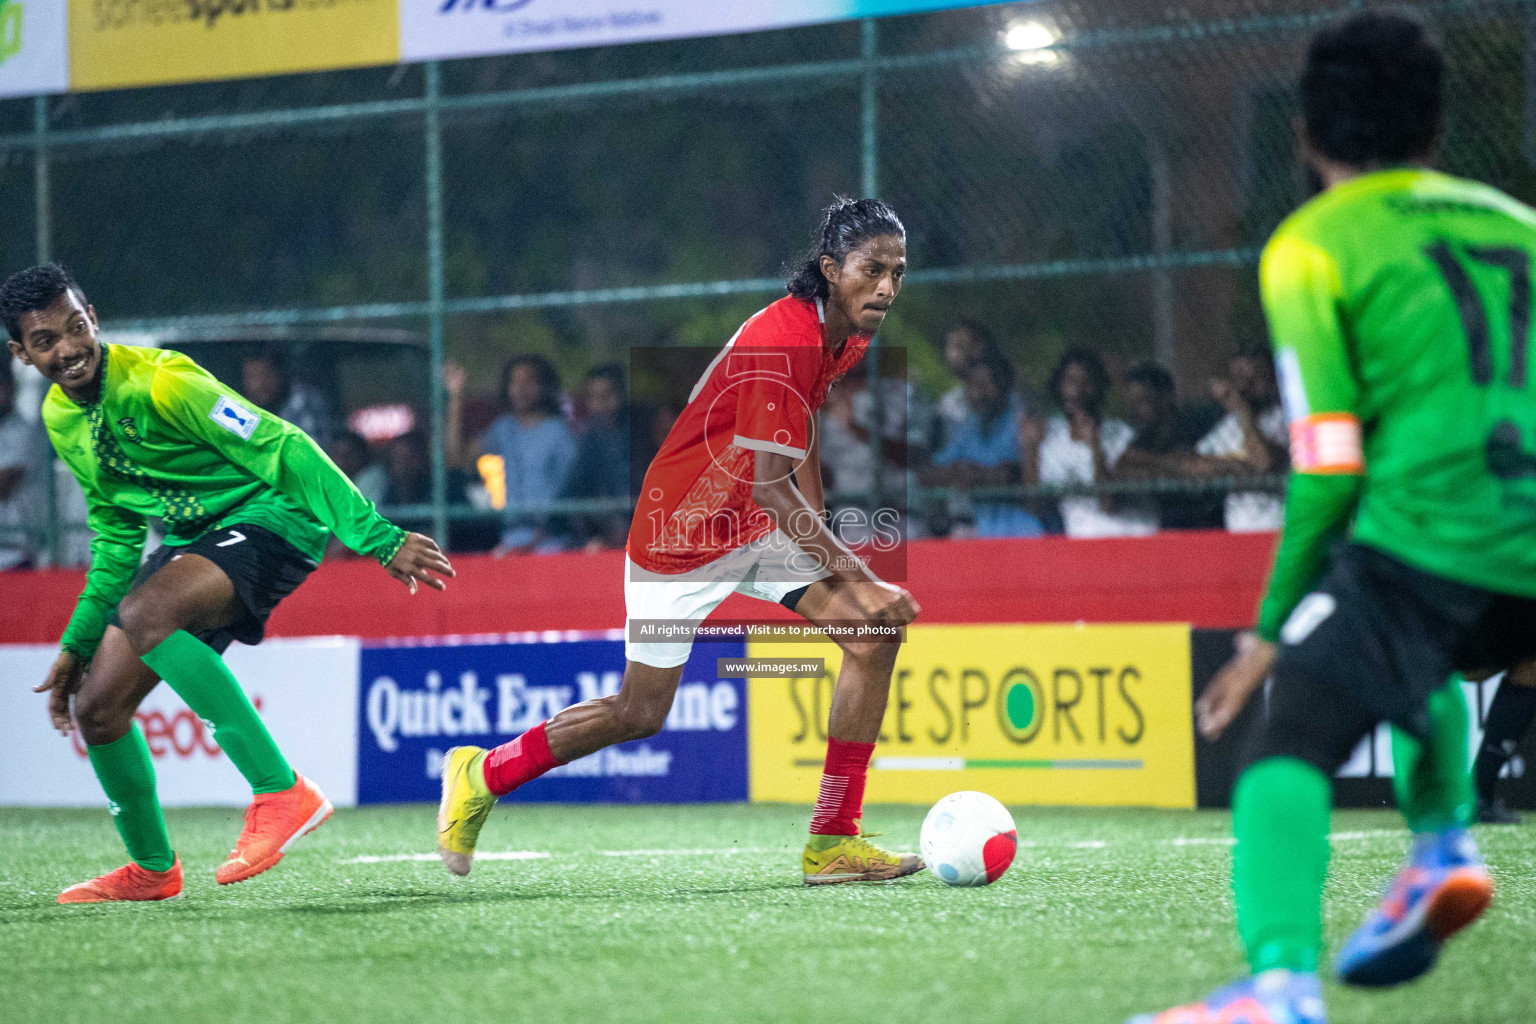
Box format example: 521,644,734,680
1125,969,1327,1024
1334,828,1492,988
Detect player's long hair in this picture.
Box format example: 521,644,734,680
786,197,906,302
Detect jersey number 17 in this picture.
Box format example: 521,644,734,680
1426,242,1536,480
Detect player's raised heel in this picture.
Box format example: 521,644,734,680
216,773,332,885
1335,829,1492,988
58,856,184,904
801,833,925,885
438,746,498,877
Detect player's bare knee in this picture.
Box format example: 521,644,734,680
74,690,133,746
115,590,183,655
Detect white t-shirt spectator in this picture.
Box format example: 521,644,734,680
1195,405,1287,532
1037,416,1158,538
0,409,48,569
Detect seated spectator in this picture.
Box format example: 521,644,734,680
445,354,576,555
1187,350,1289,532
922,354,1043,538
1116,361,1224,530
241,346,338,447
934,319,996,449
820,369,929,516
378,429,492,552
326,430,388,506
562,364,632,551
0,358,47,569
1026,347,1157,538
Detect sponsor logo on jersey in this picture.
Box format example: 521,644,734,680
210,396,260,440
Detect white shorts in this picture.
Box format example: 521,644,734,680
624,529,833,668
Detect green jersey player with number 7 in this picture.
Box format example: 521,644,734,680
1,264,455,904
1131,13,1536,1024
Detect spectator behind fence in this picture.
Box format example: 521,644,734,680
1026,347,1158,538
445,355,576,555
922,354,1043,538
241,345,338,447
1186,349,1289,532
932,318,1019,451
1116,361,1224,530
561,363,631,551
327,430,388,506
0,358,47,569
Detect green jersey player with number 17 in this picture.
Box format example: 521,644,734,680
0,265,456,904
1131,13,1536,1024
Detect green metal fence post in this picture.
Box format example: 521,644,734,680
861,19,887,524
34,94,61,567
425,62,450,548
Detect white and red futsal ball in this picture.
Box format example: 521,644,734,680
919,791,1018,886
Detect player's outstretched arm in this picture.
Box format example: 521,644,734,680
384,532,456,595
149,361,422,569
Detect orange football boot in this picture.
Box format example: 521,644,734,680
216,773,333,885
58,856,183,904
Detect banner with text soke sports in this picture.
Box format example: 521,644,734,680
0,0,69,97
0,638,361,807
748,623,1197,808
401,0,1009,63
357,634,748,804
69,0,400,93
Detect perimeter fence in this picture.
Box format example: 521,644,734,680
1,0,1532,559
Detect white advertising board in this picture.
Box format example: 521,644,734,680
401,0,1007,63
0,0,68,99
0,637,360,807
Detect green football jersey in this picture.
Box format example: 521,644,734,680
1257,167,1536,640
45,343,406,659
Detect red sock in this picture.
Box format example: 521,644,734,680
481,721,565,797
809,737,875,835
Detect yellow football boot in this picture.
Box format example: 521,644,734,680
437,746,498,876
802,831,925,885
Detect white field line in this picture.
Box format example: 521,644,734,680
339,829,1406,865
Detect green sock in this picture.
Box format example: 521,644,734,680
1392,675,1475,833
86,724,175,872
141,630,296,795
1232,756,1331,974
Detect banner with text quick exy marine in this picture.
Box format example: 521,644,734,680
749,624,1196,808
357,635,748,804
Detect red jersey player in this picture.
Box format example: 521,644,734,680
437,198,923,884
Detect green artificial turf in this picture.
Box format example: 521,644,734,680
1,803,1532,1023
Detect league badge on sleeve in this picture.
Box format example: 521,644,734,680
210,396,261,440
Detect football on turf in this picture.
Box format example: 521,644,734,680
919,791,1018,886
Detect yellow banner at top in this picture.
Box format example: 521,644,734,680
70,0,400,93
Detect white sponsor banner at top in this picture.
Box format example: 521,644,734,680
0,0,68,99
401,0,1006,63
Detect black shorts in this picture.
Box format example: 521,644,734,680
108,523,318,655
1246,542,1536,774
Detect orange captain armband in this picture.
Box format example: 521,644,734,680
1289,413,1364,474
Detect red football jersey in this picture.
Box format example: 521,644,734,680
628,295,870,574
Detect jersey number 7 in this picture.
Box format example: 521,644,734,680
1426,241,1536,480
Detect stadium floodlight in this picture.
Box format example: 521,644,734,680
1003,20,1061,65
